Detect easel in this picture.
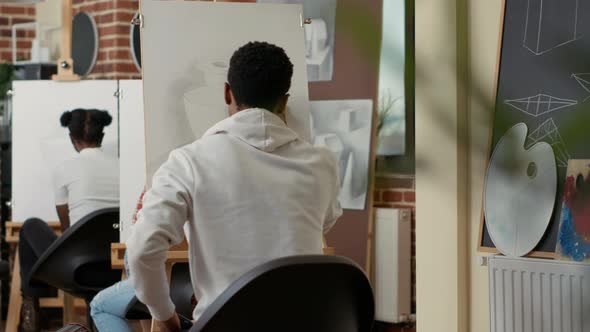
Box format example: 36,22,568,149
4,0,83,329
128,1,330,329
52,0,79,82
4,222,86,332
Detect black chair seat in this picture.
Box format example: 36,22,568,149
190,255,374,332
125,297,151,320
125,262,194,320
29,208,121,303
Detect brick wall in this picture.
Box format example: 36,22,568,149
71,0,256,79
374,173,416,312
72,0,140,79
0,1,140,79
73,0,255,79
0,4,36,63
2,0,256,75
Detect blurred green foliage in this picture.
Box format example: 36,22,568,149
0,63,15,117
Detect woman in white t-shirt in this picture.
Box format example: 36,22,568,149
18,109,120,332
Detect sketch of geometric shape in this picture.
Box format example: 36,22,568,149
337,108,367,132
341,153,354,198
182,59,229,138
572,73,590,93
525,118,571,167
523,0,581,55
309,99,373,210
304,18,328,58
314,133,344,157
313,133,345,184
339,153,364,209
336,108,355,132
572,73,590,102
504,94,577,117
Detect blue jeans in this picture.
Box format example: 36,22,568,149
90,279,136,332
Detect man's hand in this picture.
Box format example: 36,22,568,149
156,312,181,332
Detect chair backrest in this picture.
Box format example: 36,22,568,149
190,255,374,332
29,208,121,302
170,263,194,318
125,262,194,320
0,260,9,281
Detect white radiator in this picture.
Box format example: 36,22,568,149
374,208,412,323
489,256,590,332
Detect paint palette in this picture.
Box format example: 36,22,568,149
484,123,557,257
555,160,590,262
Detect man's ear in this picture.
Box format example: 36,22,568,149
276,94,289,114
224,83,232,106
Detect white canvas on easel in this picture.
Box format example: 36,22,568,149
11,80,119,222
140,0,311,185
118,80,145,242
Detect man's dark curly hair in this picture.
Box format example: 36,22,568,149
227,41,294,113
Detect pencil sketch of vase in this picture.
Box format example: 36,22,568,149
183,59,230,138
148,59,230,176
310,100,373,210
257,0,336,81
313,133,345,186
305,18,333,81
141,1,312,186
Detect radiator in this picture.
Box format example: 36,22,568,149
489,256,590,332
374,208,412,323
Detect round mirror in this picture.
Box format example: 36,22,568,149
72,12,98,76
130,12,142,71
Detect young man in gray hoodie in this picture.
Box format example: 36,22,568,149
127,41,342,331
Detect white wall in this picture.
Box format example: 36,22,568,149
416,0,504,331
415,0,469,331
468,1,504,331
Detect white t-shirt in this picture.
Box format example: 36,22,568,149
53,147,120,225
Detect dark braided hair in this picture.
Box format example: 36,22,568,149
60,109,113,145
228,41,293,112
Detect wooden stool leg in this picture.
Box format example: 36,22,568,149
150,317,159,332
6,249,22,332
62,292,76,325
139,320,152,332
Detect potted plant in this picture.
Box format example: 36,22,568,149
0,63,15,143
0,63,15,118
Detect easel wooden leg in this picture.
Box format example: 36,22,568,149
140,320,152,332
150,315,159,331
62,292,76,324
6,250,22,332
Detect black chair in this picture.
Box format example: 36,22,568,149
0,260,9,324
189,255,374,332
28,208,121,326
125,262,194,320
0,260,9,281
